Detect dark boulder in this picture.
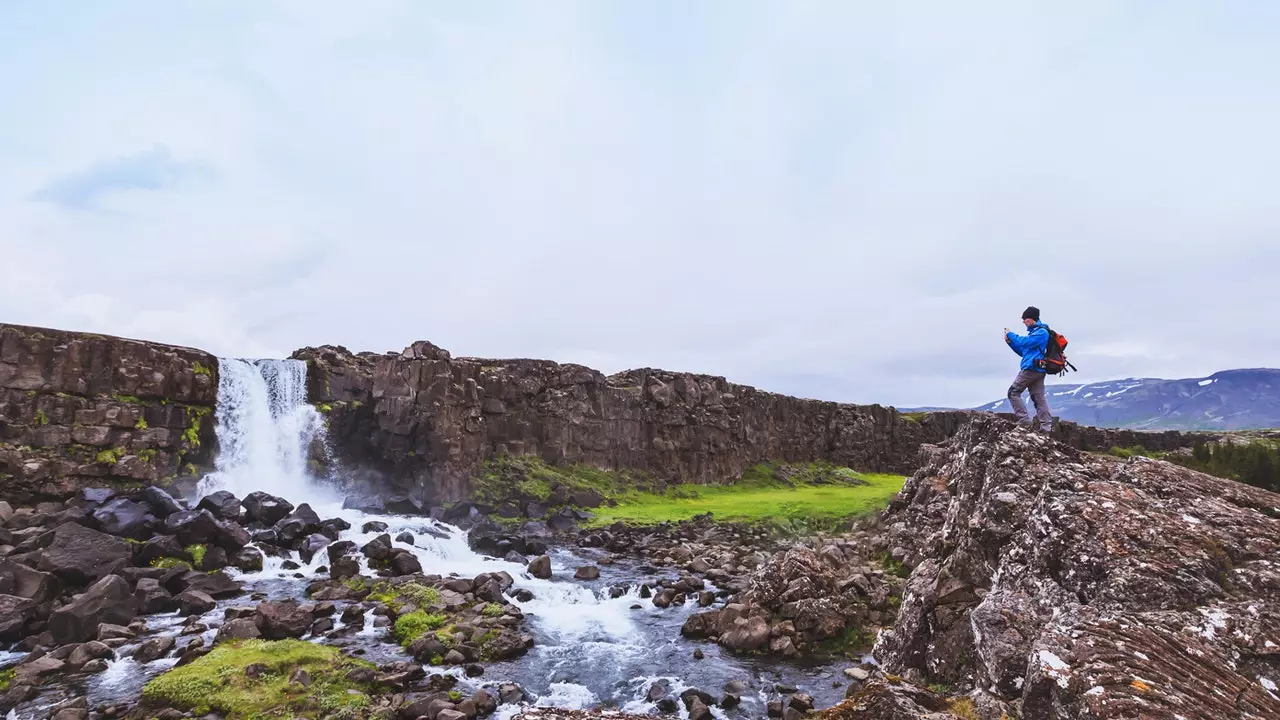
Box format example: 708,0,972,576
38,522,131,586
196,490,242,521
50,575,138,645
361,534,393,562
242,491,294,525
138,486,183,518
298,534,332,565
176,589,217,616
197,545,229,572
528,555,552,580
173,571,243,599
134,578,177,614
135,534,188,566
274,504,321,545
0,558,59,604
395,531,415,545
133,636,176,663
90,497,154,539
361,521,388,534
217,617,262,642
0,594,36,641
81,488,116,505
574,566,600,581
389,550,423,576
254,601,313,639
163,509,220,546
231,546,264,572
212,520,251,551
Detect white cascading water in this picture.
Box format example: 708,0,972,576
197,358,331,504
195,357,671,714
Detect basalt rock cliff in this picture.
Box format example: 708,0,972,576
0,323,1217,505
0,325,218,502
294,342,1213,506
872,415,1280,719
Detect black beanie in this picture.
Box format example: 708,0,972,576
1022,306,1040,321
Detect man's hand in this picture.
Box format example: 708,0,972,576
1004,328,1011,342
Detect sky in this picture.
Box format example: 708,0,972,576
1,1,1278,408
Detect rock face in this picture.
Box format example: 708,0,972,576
293,342,1211,505
874,415,1280,719
0,324,217,501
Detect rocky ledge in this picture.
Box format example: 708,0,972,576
0,324,218,502
872,415,1280,719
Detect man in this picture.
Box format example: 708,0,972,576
1004,306,1054,433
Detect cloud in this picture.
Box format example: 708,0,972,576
0,1,1278,409
30,145,213,211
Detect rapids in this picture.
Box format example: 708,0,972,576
7,358,858,719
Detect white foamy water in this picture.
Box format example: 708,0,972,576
197,358,332,504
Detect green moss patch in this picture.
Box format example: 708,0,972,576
192,361,213,377
141,639,375,719
586,463,906,528
367,580,441,613
95,446,124,464
392,610,447,644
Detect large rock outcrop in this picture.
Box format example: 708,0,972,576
0,324,218,501
874,415,1280,719
295,343,1211,505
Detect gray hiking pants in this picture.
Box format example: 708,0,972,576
1008,369,1053,432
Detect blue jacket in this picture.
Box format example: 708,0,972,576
1007,322,1049,372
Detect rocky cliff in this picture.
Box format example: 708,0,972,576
0,325,1218,506
0,324,218,502
295,341,1214,506
873,415,1280,719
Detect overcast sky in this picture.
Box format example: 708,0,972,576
1,2,1277,408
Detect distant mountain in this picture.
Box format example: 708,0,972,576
962,369,1280,431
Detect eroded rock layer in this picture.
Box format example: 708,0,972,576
874,415,1280,719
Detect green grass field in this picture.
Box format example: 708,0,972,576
586,470,907,527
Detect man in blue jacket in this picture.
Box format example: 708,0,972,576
1005,306,1053,433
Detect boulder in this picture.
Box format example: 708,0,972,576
50,575,139,644
242,491,294,525
163,509,220,546
389,550,423,576
176,589,216,616
254,601,313,639
138,487,184,518
217,617,262,642
361,534,393,561
134,578,177,614
298,533,332,564
274,503,322,544
135,534,188,566
228,546,262,573
38,522,132,586
173,571,243,599
90,497,154,539
0,558,59,604
197,490,242,521
0,594,36,641
528,555,552,579
133,635,176,663
574,566,600,581
213,519,252,551
68,640,114,668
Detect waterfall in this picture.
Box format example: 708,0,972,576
196,358,330,503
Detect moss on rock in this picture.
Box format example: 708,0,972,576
140,639,375,719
